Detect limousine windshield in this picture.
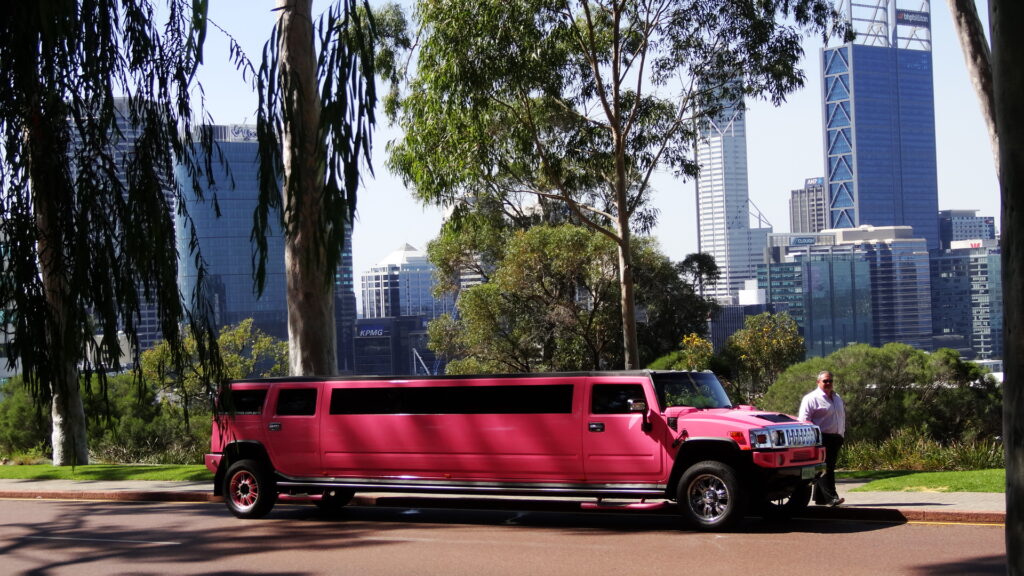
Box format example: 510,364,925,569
652,371,732,410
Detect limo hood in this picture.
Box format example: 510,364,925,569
675,407,804,430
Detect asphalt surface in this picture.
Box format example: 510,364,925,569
0,477,1005,525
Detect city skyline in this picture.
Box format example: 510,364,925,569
193,1,998,291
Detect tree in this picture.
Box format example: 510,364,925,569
429,223,715,373
945,1,1022,567
389,0,851,369
140,319,288,434
675,333,714,371
0,1,222,465
254,0,402,375
729,312,804,401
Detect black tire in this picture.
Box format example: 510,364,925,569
677,460,746,531
759,482,812,521
317,489,355,516
223,459,277,519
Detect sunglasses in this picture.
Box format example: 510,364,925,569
821,379,833,383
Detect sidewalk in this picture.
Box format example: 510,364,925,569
0,477,1005,525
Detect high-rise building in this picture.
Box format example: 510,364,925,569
930,239,1002,359
360,244,455,320
177,125,289,340
696,97,772,303
938,209,996,249
759,225,931,356
822,1,939,250
176,125,357,369
789,177,827,233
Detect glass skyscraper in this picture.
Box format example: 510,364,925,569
822,1,939,250
696,96,771,303
176,125,357,368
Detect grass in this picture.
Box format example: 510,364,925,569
843,468,1005,493
0,464,213,482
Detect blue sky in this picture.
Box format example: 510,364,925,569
194,1,999,283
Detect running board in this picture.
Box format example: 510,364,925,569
581,500,671,511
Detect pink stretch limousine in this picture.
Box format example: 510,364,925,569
206,371,825,530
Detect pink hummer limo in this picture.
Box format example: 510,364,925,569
206,370,824,530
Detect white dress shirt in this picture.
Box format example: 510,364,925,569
798,387,846,436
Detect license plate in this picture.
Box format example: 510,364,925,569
801,466,816,480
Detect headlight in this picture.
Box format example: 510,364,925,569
750,428,774,449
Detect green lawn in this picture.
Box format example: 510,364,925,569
842,469,1005,493
0,464,212,482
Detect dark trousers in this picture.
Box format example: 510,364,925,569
814,433,844,503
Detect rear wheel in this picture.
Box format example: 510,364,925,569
224,459,276,519
760,482,812,520
317,489,355,516
677,460,745,531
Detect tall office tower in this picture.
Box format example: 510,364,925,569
938,209,996,248
696,97,772,303
759,226,932,356
176,125,288,340
177,125,358,370
96,98,175,352
789,177,827,233
822,1,940,250
930,239,1002,359
360,244,455,320
335,228,357,373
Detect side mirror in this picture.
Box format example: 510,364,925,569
628,399,652,433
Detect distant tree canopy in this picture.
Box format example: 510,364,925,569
428,223,718,374
761,343,1002,444
728,312,805,401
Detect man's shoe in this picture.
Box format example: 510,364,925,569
829,497,845,507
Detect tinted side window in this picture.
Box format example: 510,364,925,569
330,384,574,415
218,389,267,415
276,388,318,416
591,384,647,414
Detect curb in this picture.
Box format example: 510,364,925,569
1,490,1005,525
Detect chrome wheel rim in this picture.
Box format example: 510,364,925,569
229,470,259,512
687,473,730,523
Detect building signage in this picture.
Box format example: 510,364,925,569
229,125,258,141
895,9,930,28
358,328,388,337
791,236,817,246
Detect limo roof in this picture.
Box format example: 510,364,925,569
225,370,708,385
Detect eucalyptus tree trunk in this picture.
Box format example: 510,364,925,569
25,57,88,466
992,1,1024,571
946,0,998,169
34,156,89,467
276,0,338,376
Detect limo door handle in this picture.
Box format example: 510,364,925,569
588,422,605,433
268,422,281,432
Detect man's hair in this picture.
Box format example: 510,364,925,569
817,370,832,381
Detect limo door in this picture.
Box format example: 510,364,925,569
263,383,322,477
582,382,665,483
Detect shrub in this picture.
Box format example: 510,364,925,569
838,428,1004,471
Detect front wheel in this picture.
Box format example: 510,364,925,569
760,482,812,521
677,460,745,531
223,459,277,519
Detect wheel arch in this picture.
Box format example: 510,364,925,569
214,441,272,496
666,438,748,499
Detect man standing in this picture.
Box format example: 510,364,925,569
799,370,846,506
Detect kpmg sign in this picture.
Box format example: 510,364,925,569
358,327,388,337
895,9,930,29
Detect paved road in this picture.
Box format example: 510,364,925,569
0,498,1006,575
